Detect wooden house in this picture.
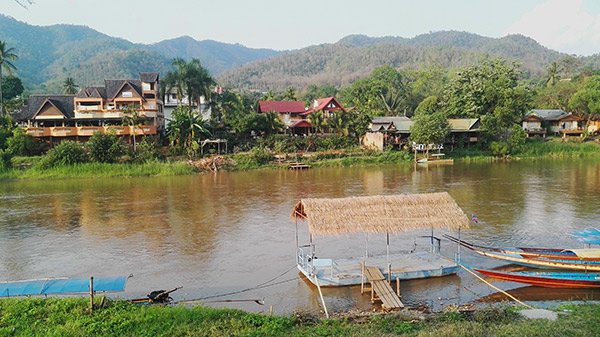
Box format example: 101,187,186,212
16,73,163,144
257,97,347,135
363,117,480,151
523,109,584,137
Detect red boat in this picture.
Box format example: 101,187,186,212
474,268,600,289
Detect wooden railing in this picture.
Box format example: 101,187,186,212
25,125,157,138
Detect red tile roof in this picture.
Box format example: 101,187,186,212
258,101,305,114
289,120,313,128
301,97,345,115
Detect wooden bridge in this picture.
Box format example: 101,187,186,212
362,265,404,309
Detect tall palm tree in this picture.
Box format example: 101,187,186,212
170,58,215,111
546,62,560,87
0,41,18,116
122,106,143,152
62,77,78,94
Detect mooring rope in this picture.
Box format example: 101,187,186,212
177,265,298,304
452,260,534,309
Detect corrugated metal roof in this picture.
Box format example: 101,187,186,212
448,118,480,131
258,101,305,113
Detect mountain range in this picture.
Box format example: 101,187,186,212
220,32,600,90
2,14,599,93
0,15,280,91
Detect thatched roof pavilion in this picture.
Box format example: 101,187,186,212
292,192,469,236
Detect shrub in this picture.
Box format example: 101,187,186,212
249,146,273,165
0,149,11,170
134,137,160,163
10,156,42,169
86,133,126,163
37,141,88,168
6,129,44,156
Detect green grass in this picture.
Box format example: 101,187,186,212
0,161,196,180
0,299,599,337
517,139,600,159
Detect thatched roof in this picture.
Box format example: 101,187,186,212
292,192,469,236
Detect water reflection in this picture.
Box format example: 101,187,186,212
1,159,600,313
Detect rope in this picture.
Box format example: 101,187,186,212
452,260,534,309
177,265,297,304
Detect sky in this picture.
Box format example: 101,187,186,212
1,0,600,55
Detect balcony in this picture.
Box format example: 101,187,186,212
51,127,77,137
24,125,158,138
78,126,104,136
26,127,50,137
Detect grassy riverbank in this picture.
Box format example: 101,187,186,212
0,298,598,336
0,161,196,180
1,139,599,180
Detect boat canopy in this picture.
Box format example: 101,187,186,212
568,248,600,259
0,276,128,297
292,192,469,236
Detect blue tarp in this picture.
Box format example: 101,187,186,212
0,276,128,297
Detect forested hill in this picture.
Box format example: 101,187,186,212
0,15,281,91
220,31,599,91
149,36,280,75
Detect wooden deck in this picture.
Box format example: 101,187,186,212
363,266,404,309
288,162,311,170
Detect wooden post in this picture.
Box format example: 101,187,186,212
396,278,401,298
89,276,94,312
386,232,391,282
314,277,329,319
360,261,365,294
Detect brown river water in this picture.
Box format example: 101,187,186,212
1,160,600,314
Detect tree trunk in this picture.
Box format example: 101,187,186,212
0,67,3,116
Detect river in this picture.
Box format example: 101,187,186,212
1,160,600,314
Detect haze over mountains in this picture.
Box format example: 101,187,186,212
2,14,599,93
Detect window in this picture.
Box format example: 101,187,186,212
122,91,133,98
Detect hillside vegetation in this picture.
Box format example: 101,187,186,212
0,15,280,90
220,32,600,91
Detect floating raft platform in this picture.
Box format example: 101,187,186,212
297,251,458,287
288,162,311,170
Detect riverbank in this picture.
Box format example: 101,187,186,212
1,139,599,180
0,298,597,336
0,161,195,180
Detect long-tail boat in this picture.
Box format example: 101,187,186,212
475,268,600,288
444,234,600,261
444,235,600,271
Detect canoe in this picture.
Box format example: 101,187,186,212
572,228,600,238
444,235,600,261
474,268,600,288
0,276,128,297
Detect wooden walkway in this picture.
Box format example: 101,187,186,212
363,266,404,309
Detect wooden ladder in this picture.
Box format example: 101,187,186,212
362,265,404,309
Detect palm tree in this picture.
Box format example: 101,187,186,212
546,62,560,87
283,87,297,101
14,0,33,8
328,111,347,135
62,77,78,94
167,106,211,156
122,106,143,152
170,58,215,111
0,41,18,116
308,110,325,134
